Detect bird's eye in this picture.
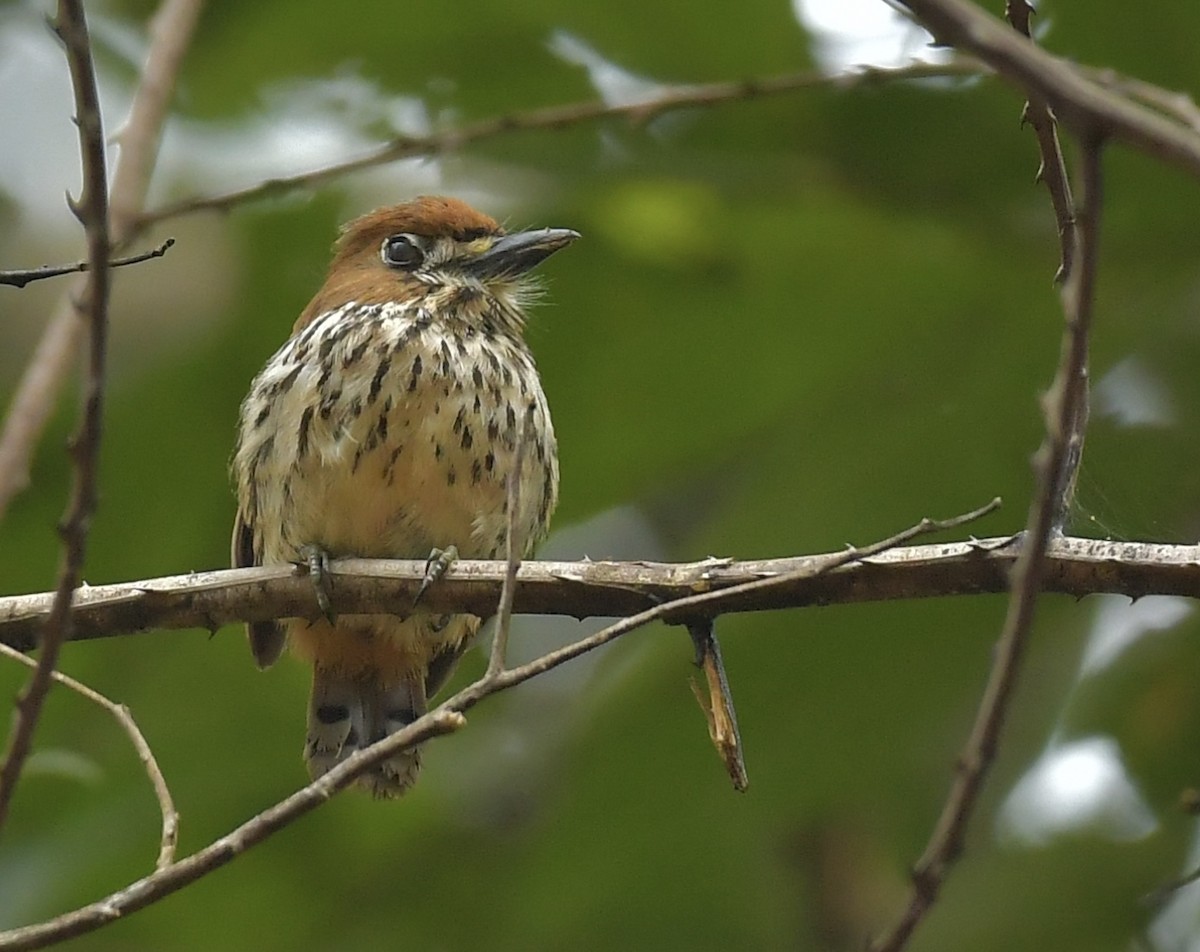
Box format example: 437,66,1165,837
381,234,425,270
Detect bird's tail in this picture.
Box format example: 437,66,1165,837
305,666,428,798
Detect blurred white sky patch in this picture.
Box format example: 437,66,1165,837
0,7,122,230
547,30,677,107
0,4,454,228
1081,594,1193,677
792,0,953,72
999,736,1157,845
1095,355,1178,428
999,596,1192,849
156,73,442,203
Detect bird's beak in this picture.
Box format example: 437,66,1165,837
463,228,580,279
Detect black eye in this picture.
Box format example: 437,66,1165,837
381,234,425,269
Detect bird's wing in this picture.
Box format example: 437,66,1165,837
232,511,287,669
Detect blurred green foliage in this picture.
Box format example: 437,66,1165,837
3,1,1200,950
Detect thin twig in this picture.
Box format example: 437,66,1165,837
485,413,528,680
868,144,1105,952
1005,0,1088,534
135,60,980,229
1143,864,1200,908
1006,1,1075,282
0,501,999,952
0,0,112,839
1086,67,1200,133
0,0,204,521
0,239,175,289
0,643,178,869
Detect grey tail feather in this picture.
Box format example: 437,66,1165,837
305,667,428,798
248,620,286,669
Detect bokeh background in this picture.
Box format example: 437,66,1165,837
2,0,1200,949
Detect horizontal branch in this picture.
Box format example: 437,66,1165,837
134,60,980,228
2,535,1198,651
0,239,174,289
900,0,1200,175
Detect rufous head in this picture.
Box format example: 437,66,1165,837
297,196,578,329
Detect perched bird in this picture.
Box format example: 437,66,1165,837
230,196,577,797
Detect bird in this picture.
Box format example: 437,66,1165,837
230,196,577,797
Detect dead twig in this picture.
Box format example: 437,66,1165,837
0,0,113,838
688,619,748,792
868,111,1106,952
0,239,175,289
1005,0,1088,533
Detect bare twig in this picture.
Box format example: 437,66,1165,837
485,414,528,680
0,502,998,951
1005,1,1075,281
0,238,175,289
135,60,980,229
1143,864,1200,908
1005,1,1088,534
1086,67,1200,133
0,0,204,521
0,643,177,869
0,0,112,838
868,142,1106,952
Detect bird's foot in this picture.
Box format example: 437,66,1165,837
298,543,336,623
414,544,458,607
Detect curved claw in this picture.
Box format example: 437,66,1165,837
300,543,336,623
414,544,458,607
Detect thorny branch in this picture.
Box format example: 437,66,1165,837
0,0,112,838
0,503,998,952
0,239,175,289
873,8,1108,952
1005,0,1088,534
900,0,1200,176
6,530,1200,652
1006,1,1076,282
0,0,205,522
